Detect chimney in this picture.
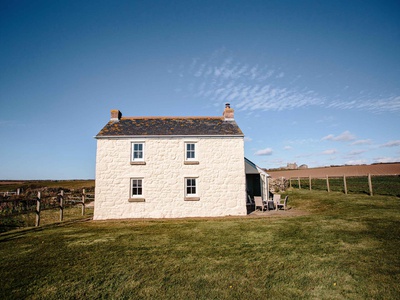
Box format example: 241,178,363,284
223,103,234,121
110,109,121,122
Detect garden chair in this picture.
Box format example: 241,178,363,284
254,196,266,211
273,194,281,210
246,194,253,205
276,196,288,211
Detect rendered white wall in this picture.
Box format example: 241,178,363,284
94,136,246,219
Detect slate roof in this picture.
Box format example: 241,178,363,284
96,117,244,137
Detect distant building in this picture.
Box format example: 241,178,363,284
287,162,298,170
298,164,308,169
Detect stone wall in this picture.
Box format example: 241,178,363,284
94,136,246,219
268,177,289,193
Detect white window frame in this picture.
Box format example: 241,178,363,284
184,177,199,201
184,142,199,164
131,142,145,164
129,178,145,202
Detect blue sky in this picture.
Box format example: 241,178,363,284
1,0,399,179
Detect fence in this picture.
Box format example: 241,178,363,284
287,174,400,196
0,189,94,230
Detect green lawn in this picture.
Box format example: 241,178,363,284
1,190,399,299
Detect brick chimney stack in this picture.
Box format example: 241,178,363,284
223,103,234,121
110,109,121,122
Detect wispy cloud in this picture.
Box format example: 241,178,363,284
351,139,372,146
283,146,292,150
255,148,273,156
322,149,337,155
373,156,400,163
175,49,400,114
348,150,366,156
380,140,400,147
244,136,253,142
328,96,400,113
322,131,356,142
345,159,368,165
316,116,335,123
176,49,325,112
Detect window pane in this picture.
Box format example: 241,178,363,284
132,179,142,196
186,143,195,159
186,178,196,195
133,143,144,160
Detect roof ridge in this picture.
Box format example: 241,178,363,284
121,116,224,120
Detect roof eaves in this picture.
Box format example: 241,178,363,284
95,134,244,139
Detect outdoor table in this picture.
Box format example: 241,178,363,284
264,199,275,211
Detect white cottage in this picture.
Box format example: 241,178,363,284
94,104,252,219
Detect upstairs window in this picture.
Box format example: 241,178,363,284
184,142,198,164
131,142,145,164
186,143,195,159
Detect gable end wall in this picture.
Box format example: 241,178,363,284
94,136,246,219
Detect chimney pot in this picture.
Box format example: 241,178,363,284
110,109,121,122
223,103,234,121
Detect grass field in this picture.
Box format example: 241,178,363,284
1,189,399,299
0,180,95,192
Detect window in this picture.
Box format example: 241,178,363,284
131,179,143,196
129,178,145,202
186,143,195,159
184,142,198,164
185,177,199,200
186,178,196,195
131,142,145,164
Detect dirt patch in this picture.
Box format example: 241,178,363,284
248,208,309,218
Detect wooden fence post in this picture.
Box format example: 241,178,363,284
309,176,312,191
35,191,41,227
343,175,348,195
59,190,64,221
368,174,373,196
298,177,301,189
326,175,330,192
289,178,292,188
81,189,86,216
